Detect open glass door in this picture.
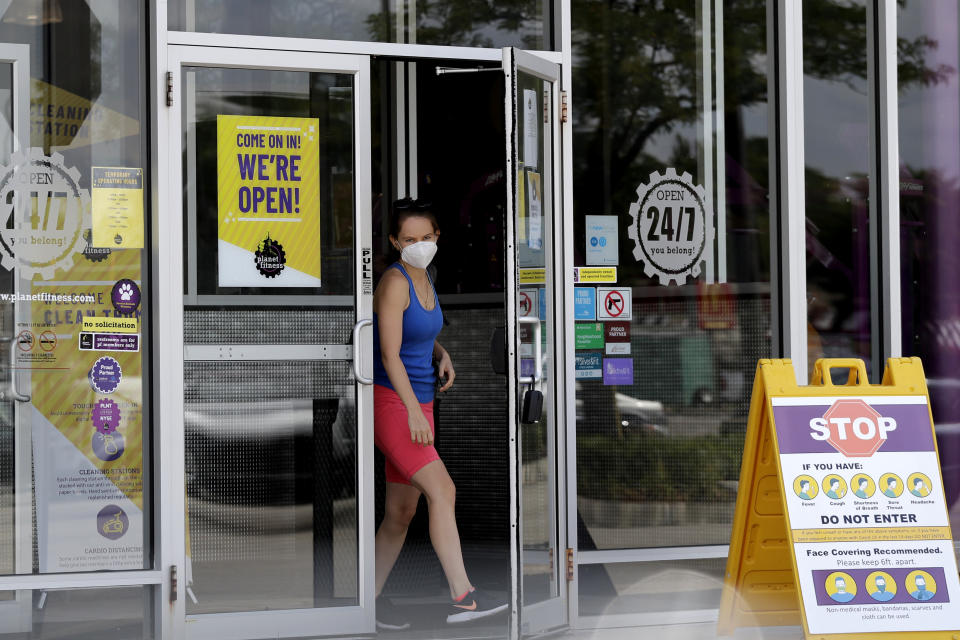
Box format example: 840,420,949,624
168,46,373,639
502,48,567,637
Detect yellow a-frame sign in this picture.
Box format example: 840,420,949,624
719,358,960,639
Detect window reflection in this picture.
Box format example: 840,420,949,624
897,0,960,547
168,0,553,50
572,0,772,552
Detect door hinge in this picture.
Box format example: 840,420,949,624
566,548,574,582
561,91,569,124
169,565,178,603
166,72,174,107
543,90,549,124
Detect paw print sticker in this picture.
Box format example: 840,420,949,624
111,279,141,315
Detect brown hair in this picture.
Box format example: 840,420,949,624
389,198,438,238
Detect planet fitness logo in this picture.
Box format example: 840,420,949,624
254,233,286,278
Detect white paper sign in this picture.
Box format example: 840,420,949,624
527,171,543,250
523,89,539,168
585,215,619,265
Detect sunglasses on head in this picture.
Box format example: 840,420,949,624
393,197,433,211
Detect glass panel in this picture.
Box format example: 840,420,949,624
184,360,358,612
515,65,558,606
571,1,772,551
0,2,151,575
0,586,153,638
578,558,725,617
0,62,11,579
0,63,11,164
802,0,872,377
182,66,355,299
181,63,361,614
897,0,960,549
370,59,512,636
168,0,554,50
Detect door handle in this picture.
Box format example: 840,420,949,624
352,319,373,385
1,336,30,402
518,316,542,385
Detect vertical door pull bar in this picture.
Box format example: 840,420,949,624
2,336,30,402
352,319,373,385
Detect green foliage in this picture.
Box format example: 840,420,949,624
577,431,743,502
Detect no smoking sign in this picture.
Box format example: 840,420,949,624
597,287,632,320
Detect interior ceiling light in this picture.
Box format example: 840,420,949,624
2,0,63,26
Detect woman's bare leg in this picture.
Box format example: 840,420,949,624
410,460,472,599
374,481,422,596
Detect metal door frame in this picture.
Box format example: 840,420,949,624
503,46,569,639
162,44,374,639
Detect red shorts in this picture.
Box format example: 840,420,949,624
374,384,440,485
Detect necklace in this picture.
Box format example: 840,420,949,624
411,275,435,310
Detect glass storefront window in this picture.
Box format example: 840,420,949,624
897,0,960,548
168,0,555,50
578,558,725,618
0,586,153,638
571,0,772,555
802,0,873,377
0,1,150,574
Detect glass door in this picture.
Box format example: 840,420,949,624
502,48,566,637
167,46,373,639
0,41,29,636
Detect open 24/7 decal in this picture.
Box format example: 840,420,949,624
627,168,713,286
0,148,91,280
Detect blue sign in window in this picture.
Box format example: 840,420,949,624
574,287,596,320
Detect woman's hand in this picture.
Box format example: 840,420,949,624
408,407,434,446
436,351,455,392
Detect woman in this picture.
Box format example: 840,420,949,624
372,199,507,630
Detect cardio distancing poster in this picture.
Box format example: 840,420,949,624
720,358,960,639
217,115,321,287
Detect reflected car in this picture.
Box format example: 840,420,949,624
184,398,356,505
575,383,666,436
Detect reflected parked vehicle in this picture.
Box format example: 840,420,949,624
575,383,666,436
184,398,356,505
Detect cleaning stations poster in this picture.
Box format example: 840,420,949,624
217,115,322,287
0,148,145,572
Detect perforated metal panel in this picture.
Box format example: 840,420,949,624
184,307,353,344
184,359,357,612
0,403,12,575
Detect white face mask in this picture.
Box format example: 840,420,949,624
399,240,438,269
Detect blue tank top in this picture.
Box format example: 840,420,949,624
372,263,444,403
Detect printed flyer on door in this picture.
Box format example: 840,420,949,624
23,248,144,572
771,395,960,634
217,114,321,287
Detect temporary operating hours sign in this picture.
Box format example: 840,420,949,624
720,358,960,639
217,115,322,287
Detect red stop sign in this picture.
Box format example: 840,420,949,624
820,399,891,457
